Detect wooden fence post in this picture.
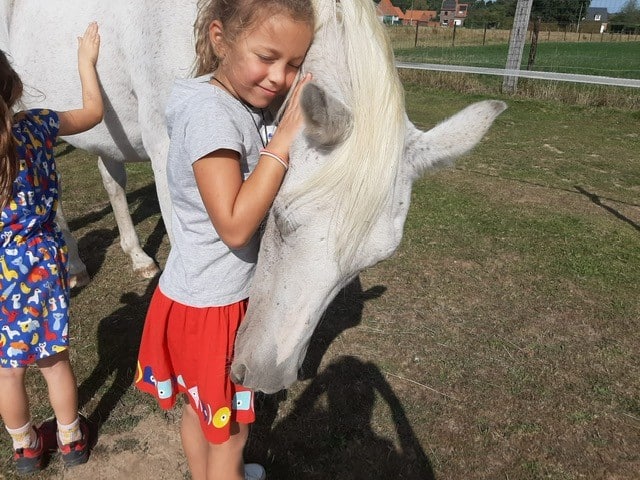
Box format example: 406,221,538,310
527,17,541,70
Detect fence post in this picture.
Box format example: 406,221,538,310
414,20,419,47
527,17,540,70
483,23,487,45
452,22,457,47
503,0,534,94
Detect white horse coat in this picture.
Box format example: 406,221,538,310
230,0,506,393
3,0,504,394
1,0,197,285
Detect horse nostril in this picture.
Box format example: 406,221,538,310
230,363,246,385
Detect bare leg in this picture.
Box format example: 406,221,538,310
207,422,247,480
37,350,78,425
181,403,208,480
0,366,30,429
180,404,248,480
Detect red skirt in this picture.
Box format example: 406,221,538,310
135,286,255,444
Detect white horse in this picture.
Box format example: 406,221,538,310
1,0,197,286
230,0,506,393
3,0,504,393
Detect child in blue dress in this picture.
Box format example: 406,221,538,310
0,22,103,474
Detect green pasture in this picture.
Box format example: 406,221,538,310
0,87,638,479
395,41,640,79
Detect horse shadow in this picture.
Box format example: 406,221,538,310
77,275,159,429
69,182,165,297
246,277,435,480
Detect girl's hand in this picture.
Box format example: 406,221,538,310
266,72,313,160
78,22,100,68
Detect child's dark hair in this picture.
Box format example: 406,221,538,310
193,0,315,77
0,50,22,209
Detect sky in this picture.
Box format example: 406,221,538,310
588,0,628,13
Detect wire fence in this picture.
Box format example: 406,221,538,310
388,24,640,50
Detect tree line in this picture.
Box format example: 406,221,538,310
377,0,640,32
464,0,591,28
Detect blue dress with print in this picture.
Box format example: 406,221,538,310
0,109,69,367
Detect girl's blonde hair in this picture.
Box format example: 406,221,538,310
0,50,22,209
193,0,315,76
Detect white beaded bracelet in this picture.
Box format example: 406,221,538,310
259,149,288,171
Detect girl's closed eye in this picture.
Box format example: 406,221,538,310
257,54,275,63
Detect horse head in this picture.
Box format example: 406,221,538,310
231,0,506,393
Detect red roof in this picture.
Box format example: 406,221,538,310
405,10,437,22
376,0,405,18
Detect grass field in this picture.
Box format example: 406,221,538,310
394,41,640,79
394,38,640,110
388,25,640,49
0,87,638,479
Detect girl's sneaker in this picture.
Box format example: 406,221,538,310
58,415,90,467
13,426,46,475
245,463,266,480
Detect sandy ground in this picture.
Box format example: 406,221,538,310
60,416,189,480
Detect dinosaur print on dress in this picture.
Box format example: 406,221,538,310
0,110,69,367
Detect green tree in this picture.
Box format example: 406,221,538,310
466,0,592,29
387,0,441,11
466,0,517,28
531,0,591,25
609,0,640,32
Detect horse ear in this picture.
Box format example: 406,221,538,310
301,82,353,148
404,100,507,179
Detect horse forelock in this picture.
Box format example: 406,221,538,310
288,0,405,270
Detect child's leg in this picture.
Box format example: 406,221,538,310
37,350,78,425
206,422,248,480
0,366,34,445
38,350,89,467
180,403,208,480
180,403,247,480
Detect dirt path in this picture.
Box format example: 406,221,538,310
61,416,188,480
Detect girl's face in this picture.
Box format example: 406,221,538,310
211,13,313,108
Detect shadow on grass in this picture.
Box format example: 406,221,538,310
69,183,164,298
247,277,434,479
77,275,159,429
574,185,640,232
67,182,160,233
74,191,165,428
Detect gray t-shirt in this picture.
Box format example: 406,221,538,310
159,75,273,307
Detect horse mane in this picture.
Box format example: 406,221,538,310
286,0,406,270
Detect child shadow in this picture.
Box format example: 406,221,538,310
77,275,159,429
249,356,435,480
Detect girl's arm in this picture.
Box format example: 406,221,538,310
58,22,104,136
193,73,312,249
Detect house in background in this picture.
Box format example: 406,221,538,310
440,0,469,27
376,0,405,25
403,9,438,27
584,7,609,33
